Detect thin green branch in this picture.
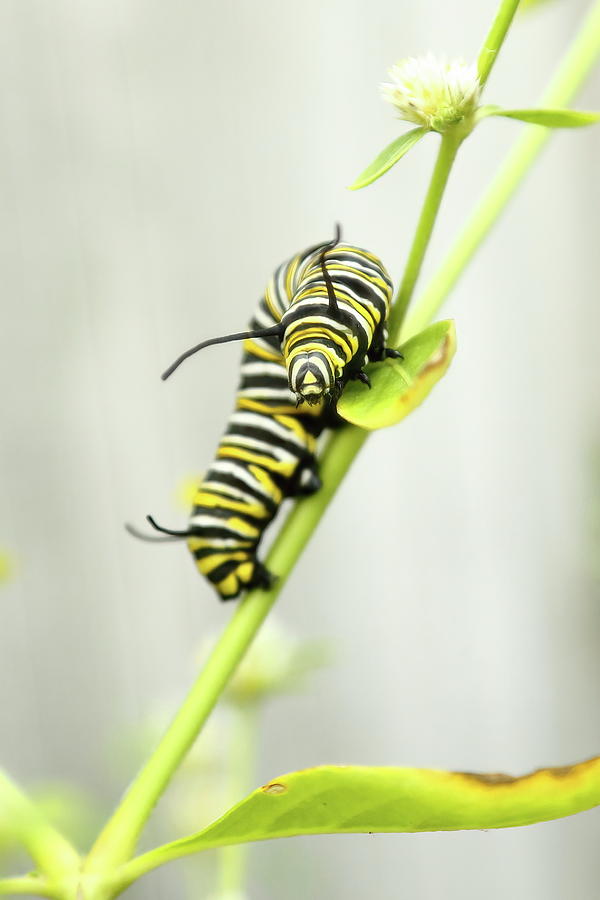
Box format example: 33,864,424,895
388,131,461,345
405,0,600,338
477,0,522,88
0,770,79,880
0,876,52,897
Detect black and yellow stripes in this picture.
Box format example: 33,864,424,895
187,406,321,599
183,236,393,599
281,244,393,405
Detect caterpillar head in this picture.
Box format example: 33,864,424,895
289,351,338,406
285,223,345,407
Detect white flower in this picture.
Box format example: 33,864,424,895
380,53,480,133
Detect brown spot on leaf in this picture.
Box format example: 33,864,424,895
462,772,518,785
545,765,574,778
262,781,287,794
459,759,591,786
421,334,452,375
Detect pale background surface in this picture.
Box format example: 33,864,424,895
1,1,599,897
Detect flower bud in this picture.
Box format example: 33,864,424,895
381,53,480,134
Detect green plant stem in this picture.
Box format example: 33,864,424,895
84,0,600,882
0,877,51,897
0,770,79,879
477,0,522,88
404,0,600,338
388,132,461,345
85,425,366,873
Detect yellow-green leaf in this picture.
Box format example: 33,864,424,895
120,754,600,887
336,320,456,430
478,106,600,127
348,127,428,190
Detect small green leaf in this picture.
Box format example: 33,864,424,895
479,106,600,128
336,320,456,430
348,127,428,190
120,754,600,884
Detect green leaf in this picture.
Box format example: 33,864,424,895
478,106,600,127
348,127,428,190
120,754,600,885
336,320,456,430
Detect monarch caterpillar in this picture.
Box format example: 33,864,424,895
134,227,399,600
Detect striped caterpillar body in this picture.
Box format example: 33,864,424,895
146,230,397,600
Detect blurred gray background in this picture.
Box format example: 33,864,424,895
1,0,599,897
